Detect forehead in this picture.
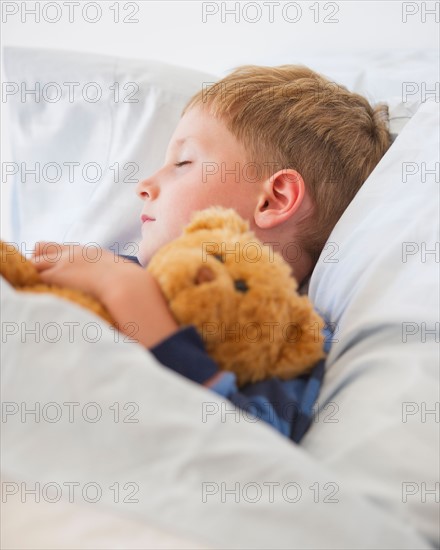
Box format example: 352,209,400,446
172,107,230,144
169,107,247,160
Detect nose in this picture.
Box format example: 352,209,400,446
136,176,159,201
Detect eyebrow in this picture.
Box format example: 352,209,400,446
175,136,197,146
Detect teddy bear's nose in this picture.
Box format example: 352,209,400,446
194,265,216,285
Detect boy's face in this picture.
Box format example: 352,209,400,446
136,106,261,266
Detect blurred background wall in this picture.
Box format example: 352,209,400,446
2,0,438,76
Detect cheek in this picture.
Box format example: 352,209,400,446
172,196,207,230
189,185,225,213
138,189,214,265
138,215,183,263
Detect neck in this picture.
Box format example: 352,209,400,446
282,246,314,288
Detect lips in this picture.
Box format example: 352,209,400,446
141,215,156,224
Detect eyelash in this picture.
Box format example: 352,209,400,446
174,161,191,167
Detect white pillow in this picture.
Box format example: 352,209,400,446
2,47,217,253
310,99,439,332
307,101,439,544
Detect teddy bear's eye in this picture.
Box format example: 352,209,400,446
234,279,249,293
212,254,224,263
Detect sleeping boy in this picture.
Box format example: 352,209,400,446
31,64,391,442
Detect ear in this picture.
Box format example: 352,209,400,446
184,206,249,235
254,169,306,230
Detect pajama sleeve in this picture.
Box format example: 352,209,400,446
149,324,329,443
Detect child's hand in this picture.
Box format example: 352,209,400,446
31,241,178,347
31,241,138,302
31,241,179,348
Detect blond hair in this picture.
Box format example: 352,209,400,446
183,65,391,264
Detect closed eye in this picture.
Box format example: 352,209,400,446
174,161,191,167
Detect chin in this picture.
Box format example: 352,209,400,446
136,247,149,267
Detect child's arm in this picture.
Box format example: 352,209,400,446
99,267,180,348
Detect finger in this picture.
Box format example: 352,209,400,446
32,241,47,257
32,241,62,258
30,254,58,271
31,242,63,269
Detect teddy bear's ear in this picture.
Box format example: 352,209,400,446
184,207,249,235
270,300,326,380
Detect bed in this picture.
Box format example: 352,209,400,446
1,47,439,549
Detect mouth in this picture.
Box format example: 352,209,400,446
141,215,156,224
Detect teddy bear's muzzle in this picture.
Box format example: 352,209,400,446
194,265,216,285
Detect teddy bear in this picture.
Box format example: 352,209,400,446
0,207,325,386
